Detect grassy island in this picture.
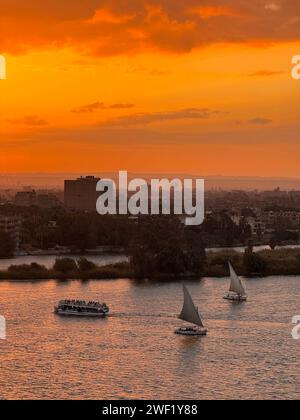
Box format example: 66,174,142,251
1,248,300,281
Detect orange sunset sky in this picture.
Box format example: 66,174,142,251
0,0,300,176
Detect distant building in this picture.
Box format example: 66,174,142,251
15,190,37,206
246,216,266,238
14,189,61,208
64,176,100,212
37,193,60,208
230,212,241,226
262,209,300,228
261,188,287,199
0,216,21,251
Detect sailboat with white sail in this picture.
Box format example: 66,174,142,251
175,284,207,336
224,262,247,302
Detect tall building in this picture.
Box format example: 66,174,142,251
64,176,100,212
0,216,21,251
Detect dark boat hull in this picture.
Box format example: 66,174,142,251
54,309,109,317
175,327,207,336
223,293,247,302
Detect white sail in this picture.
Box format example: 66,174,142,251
179,284,204,327
229,262,246,296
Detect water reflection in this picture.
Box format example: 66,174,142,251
0,277,300,399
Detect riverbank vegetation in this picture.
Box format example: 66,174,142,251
1,249,300,281
129,217,206,280
0,258,131,281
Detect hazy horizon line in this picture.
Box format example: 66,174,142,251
1,172,300,180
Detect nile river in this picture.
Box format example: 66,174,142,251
0,276,299,400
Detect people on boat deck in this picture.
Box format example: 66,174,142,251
60,299,106,307
58,300,108,313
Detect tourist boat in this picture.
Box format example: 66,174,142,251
175,284,207,336
223,262,247,302
54,299,109,317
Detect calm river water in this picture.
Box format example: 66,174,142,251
0,276,299,400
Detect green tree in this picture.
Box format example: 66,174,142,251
130,216,206,280
243,251,267,275
77,257,96,272
53,258,77,273
8,263,47,274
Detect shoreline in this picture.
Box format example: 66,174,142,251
9,241,300,258
1,248,300,281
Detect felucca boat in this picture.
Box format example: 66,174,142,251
175,284,207,336
224,262,247,302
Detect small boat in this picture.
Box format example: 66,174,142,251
54,299,109,317
224,262,247,302
175,284,207,336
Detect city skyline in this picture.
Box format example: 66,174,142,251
2,172,300,191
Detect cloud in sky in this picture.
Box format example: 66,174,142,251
72,102,135,113
1,1,300,56
7,115,48,126
248,118,273,125
248,70,285,77
264,3,281,12
4,122,299,148
99,108,222,126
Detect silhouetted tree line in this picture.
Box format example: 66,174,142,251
0,202,273,256
199,211,252,246
1,205,134,253
0,204,253,257
129,216,206,279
